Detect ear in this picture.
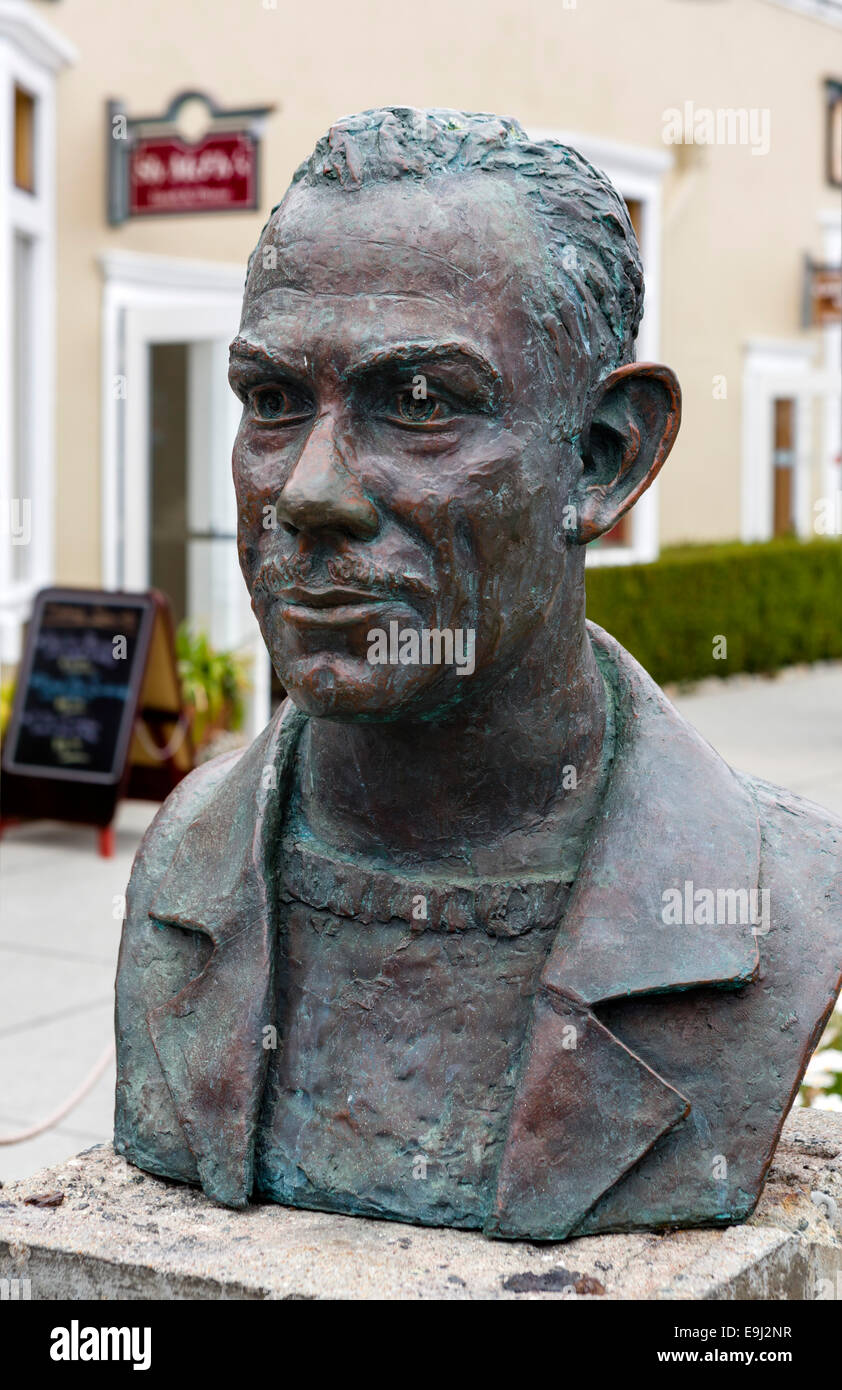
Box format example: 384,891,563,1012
572,362,681,544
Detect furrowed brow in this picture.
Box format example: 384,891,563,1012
228,337,299,372
229,335,504,403
345,342,502,397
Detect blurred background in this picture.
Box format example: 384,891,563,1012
1,0,840,1180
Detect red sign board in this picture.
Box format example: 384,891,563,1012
803,256,842,329
809,266,842,327
128,131,258,216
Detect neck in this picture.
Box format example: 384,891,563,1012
296,596,608,869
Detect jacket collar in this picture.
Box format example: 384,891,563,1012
147,624,760,1223
148,698,307,946
487,623,761,1239
543,622,760,1006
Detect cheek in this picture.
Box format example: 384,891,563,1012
462,452,570,643
457,444,563,574
381,429,534,544
232,430,288,508
233,433,288,579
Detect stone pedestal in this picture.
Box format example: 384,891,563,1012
1,1110,840,1300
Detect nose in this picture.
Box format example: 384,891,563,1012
275,413,379,539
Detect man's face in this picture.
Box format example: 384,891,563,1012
230,173,588,721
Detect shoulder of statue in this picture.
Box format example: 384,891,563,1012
743,771,842,850
128,702,305,916
741,770,842,942
128,747,247,899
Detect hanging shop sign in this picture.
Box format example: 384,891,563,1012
107,90,275,224
803,255,842,328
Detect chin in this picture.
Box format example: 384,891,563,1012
275,650,470,723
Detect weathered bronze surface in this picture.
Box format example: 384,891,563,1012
115,108,842,1240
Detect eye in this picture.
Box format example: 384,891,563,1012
391,389,453,427
249,385,310,423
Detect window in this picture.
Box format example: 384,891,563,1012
772,399,796,537
741,341,813,543
14,85,36,192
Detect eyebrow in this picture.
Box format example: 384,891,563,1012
229,337,296,371
229,335,503,399
346,341,502,393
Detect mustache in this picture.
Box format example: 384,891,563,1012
252,553,433,599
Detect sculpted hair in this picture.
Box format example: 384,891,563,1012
252,107,644,391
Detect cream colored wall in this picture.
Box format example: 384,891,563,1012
43,0,841,581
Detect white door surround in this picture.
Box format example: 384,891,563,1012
99,250,270,735
0,2,76,662
740,339,817,543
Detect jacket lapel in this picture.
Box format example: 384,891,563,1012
488,624,762,1239
146,700,306,1208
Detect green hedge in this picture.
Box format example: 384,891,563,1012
585,537,842,685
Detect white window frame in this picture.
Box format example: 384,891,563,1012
99,250,270,736
741,339,817,542
527,128,671,566
0,2,75,663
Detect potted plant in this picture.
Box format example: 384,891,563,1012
175,624,250,758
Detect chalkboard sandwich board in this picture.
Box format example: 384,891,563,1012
1,587,193,854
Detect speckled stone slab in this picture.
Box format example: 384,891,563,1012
1,1110,840,1300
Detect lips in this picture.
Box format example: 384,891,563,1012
278,584,394,628
280,585,386,608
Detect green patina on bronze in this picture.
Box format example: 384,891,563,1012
115,108,842,1240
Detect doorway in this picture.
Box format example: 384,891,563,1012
101,253,271,738
150,343,189,624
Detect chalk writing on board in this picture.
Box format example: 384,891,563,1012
8,595,147,777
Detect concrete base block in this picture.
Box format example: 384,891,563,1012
1,1109,840,1300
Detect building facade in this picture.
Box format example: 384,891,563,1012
2,0,840,730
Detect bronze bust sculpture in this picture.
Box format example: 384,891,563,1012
115,108,842,1240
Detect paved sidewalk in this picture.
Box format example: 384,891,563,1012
670,663,842,818
1,664,841,1184
0,801,157,1184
